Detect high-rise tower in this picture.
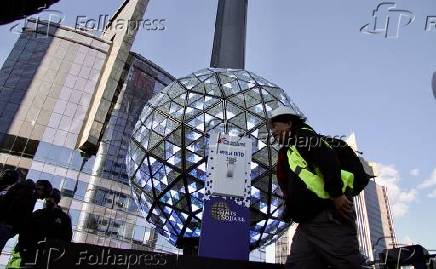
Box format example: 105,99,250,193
0,1,177,266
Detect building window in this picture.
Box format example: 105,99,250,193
60,177,76,197
133,224,145,242
69,208,80,228
74,180,88,200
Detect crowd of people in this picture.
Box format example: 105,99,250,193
0,169,72,268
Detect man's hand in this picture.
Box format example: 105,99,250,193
332,194,354,221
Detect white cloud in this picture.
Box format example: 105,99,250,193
417,169,436,189
409,169,419,177
373,164,418,218
427,189,436,198
397,191,417,203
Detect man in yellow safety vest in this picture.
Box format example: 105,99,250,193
269,105,361,269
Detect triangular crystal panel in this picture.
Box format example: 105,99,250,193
148,130,164,149
166,127,182,149
169,102,184,121
253,146,270,166
228,93,246,108
179,76,200,90
245,88,263,108
190,83,206,95
206,103,224,120
246,112,264,130
222,79,241,97
228,112,247,130
150,141,166,160
186,135,206,157
186,113,205,133
253,174,270,193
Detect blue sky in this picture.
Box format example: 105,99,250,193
0,0,435,250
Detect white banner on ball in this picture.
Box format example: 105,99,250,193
206,133,252,198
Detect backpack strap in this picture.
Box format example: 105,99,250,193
299,125,332,149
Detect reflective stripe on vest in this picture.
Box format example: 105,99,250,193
286,145,354,199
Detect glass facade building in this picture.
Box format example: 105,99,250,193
0,18,177,266
354,186,374,261
361,177,396,257
0,18,268,266
1,0,278,264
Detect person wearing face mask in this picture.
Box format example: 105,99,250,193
17,188,72,268
33,188,72,243
269,106,360,269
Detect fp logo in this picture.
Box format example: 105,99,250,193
9,9,65,38
361,2,415,38
23,239,65,269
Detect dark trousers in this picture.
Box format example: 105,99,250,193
285,209,361,269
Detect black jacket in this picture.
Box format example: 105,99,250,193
34,207,72,242
19,206,72,250
0,180,37,233
18,206,72,266
277,124,344,223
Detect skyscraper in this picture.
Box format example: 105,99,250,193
347,134,397,259
352,178,397,260
0,0,177,266
363,165,397,257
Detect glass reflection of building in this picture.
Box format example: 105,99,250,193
274,225,296,264
0,3,177,264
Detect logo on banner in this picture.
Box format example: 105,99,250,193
217,138,246,147
210,201,245,222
